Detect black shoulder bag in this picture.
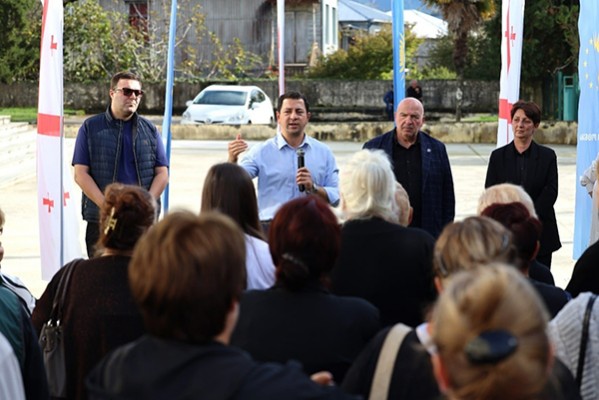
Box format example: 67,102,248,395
38,258,83,399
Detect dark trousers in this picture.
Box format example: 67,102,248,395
85,221,100,258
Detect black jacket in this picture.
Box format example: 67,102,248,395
231,283,379,382
331,217,437,327
87,335,357,400
566,240,599,296
485,141,562,257
343,325,580,400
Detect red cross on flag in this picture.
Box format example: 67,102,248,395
37,0,82,280
497,0,525,147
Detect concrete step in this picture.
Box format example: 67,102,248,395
3,131,35,159
0,119,36,188
0,122,33,139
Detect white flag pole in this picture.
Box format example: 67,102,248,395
496,0,525,148
37,0,82,279
277,0,285,96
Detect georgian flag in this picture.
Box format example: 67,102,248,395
37,0,82,280
497,0,525,147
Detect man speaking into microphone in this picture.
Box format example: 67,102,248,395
228,91,339,229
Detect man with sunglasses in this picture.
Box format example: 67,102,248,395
72,71,169,257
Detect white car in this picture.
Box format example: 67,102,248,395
181,85,275,126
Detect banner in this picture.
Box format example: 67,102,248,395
37,0,82,280
391,0,405,109
160,0,177,215
573,0,599,257
496,0,525,147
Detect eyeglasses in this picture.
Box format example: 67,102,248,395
115,88,144,97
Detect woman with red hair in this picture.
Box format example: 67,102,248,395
231,196,379,382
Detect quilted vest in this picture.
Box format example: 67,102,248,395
81,108,158,222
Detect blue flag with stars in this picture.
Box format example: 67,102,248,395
574,0,599,257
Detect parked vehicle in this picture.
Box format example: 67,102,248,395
181,85,275,126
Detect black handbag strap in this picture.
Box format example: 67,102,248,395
48,258,83,324
576,294,597,388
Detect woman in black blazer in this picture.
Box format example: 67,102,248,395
485,100,561,268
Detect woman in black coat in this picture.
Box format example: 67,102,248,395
32,183,156,400
485,100,561,268
231,196,380,383
330,149,437,328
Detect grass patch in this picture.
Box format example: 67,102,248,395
0,107,85,123
462,114,497,123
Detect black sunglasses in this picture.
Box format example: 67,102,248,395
115,87,144,97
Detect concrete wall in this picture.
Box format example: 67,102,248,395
0,79,499,114
61,119,577,145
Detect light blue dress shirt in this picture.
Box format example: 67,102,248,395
240,132,339,220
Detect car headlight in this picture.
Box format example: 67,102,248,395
182,111,191,121
226,113,246,123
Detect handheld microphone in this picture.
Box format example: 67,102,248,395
297,148,305,192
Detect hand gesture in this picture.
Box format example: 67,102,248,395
228,134,248,163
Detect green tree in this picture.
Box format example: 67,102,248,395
63,0,204,82
62,0,262,82
426,1,579,87
63,0,119,81
0,0,42,83
519,1,579,80
206,36,263,80
425,33,498,80
308,26,422,79
422,0,496,121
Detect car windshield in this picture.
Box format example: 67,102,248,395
195,90,247,106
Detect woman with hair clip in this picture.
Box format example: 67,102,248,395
342,217,580,400
32,183,156,400
432,264,554,400
201,162,275,290
231,196,379,383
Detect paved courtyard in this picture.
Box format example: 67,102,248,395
0,139,580,297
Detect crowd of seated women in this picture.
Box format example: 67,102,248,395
1,149,598,399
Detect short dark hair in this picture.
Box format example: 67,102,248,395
277,91,310,113
98,183,156,251
110,71,141,90
511,100,541,126
481,202,542,271
129,211,246,343
268,197,340,291
201,163,264,240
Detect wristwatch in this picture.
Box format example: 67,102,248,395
308,183,319,194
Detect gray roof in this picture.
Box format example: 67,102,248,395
338,0,392,23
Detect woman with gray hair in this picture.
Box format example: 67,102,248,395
330,149,436,327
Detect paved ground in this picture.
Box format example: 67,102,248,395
0,139,579,298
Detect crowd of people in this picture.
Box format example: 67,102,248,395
1,71,598,399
